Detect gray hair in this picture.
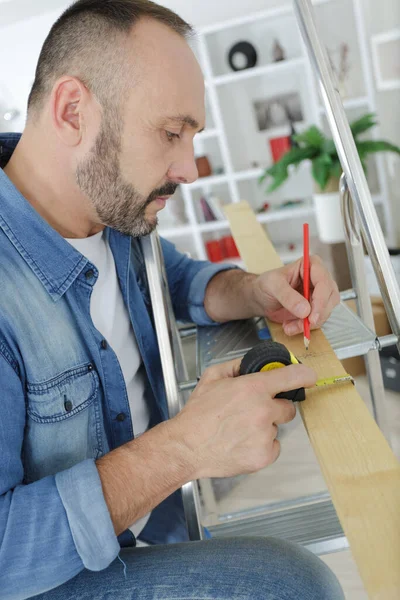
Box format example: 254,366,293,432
28,0,193,116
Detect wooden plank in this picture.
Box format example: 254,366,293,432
224,201,400,600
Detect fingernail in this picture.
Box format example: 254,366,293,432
295,302,309,318
286,323,298,335
311,313,320,325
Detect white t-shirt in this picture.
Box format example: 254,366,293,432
66,230,151,541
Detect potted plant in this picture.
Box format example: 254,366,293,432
259,113,400,244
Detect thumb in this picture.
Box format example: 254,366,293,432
272,275,311,319
200,358,242,384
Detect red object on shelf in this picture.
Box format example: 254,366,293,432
206,240,224,262
195,156,212,178
221,235,240,258
269,136,291,163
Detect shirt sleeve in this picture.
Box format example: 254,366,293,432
0,350,120,600
160,237,240,325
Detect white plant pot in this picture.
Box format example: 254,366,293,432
313,191,345,244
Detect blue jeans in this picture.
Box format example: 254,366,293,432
32,537,344,599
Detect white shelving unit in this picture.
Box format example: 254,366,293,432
158,0,395,262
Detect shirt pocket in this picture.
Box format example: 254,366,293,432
23,363,105,482
26,363,99,423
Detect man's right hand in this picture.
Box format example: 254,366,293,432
170,358,317,479
97,356,317,536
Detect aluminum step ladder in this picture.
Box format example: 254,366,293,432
140,0,400,552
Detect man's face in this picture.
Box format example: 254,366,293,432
76,19,205,237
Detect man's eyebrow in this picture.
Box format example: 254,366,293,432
167,115,205,133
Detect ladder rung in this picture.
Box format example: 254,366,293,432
207,499,347,556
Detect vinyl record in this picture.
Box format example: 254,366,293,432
228,41,258,72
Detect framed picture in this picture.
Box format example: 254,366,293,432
371,29,400,91
253,92,303,132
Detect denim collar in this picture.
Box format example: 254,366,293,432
0,132,94,301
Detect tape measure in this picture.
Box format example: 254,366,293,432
239,340,354,402
239,340,306,402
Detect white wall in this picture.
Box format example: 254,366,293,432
159,0,282,28
0,0,69,27
0,6,70,131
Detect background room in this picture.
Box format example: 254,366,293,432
1,1,399,598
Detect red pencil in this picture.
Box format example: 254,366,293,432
303,223,310,350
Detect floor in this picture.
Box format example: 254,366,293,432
181,336,400,599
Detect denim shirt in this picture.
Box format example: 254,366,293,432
0,133,236,600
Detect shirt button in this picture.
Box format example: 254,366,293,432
64,400,73,412
85,269,94,280
116,413,126,422
101,340,108,350
88,364,94,372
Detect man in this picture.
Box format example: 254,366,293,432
0,1,343,599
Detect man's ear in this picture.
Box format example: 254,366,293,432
50,76,91,146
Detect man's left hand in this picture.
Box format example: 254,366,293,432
251,256,340,336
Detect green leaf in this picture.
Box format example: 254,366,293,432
271,146,317,168
293,125,325,149
312,154,332,190
266,171,290,192
259,146,317,192
322,138,337,156
356,139,400,157
350,113,377,137
331,160,343,180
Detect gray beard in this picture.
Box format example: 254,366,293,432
76,121,157,237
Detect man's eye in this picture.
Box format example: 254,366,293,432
166,131,180,142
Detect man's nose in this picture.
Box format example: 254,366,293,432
167,149,199,185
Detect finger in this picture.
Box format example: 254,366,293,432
308,258,338,326
284,287,340,335
200,358,242,384
267,271,310,320
315,287,341,327
240,365,317,406
269,397,296,425
244,363,317,398
310,282,340,327
283,318,303,336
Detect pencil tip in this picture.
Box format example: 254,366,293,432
304,336,310,350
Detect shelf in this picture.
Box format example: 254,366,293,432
200,0,333,36
218,257,244,268
189,162,315,189
189,167,267,190
195,128,220,141
234,167,264,182
157,224,193,238
212,57,305,86
198,220,230,233
159,196,380,240
189,173,229,190
167,206,314,237
257,205,314,224
279,249,303,263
